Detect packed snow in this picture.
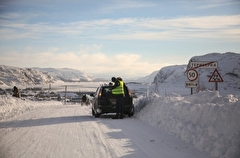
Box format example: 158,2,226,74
0,95,63,121
0,99,211,158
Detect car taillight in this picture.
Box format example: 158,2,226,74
98,88,102,98
127,87,132,96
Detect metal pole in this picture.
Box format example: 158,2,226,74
147,85,149,99
215,82,218,91
65,85,67,105
191,88,193,95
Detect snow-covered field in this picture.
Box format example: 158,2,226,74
0,82,239,158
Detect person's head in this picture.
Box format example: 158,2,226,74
111,77,116,82
117,77,122,81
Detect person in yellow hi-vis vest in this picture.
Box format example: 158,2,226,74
111,77,125,119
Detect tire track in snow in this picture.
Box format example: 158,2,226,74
0,104,212,158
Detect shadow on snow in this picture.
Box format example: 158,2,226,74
0,115,95,128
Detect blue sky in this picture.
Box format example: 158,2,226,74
0,0,240,78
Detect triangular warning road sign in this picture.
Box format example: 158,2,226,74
209,69,223,82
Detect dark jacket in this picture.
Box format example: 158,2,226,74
12,86,20,98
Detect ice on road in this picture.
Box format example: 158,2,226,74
0,104,211,158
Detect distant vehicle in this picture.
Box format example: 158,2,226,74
92,84,134,118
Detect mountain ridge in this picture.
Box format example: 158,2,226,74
0,66,95,86
1,52,239,92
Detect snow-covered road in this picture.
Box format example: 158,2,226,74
0,104,211,158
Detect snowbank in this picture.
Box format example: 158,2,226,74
135,91,240,158
0,95,63,121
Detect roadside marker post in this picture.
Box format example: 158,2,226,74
186,61,222,94
186,68,199,95
65,85,67,105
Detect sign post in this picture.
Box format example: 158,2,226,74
186,69,198,95
185,81,198,95
186,61,220,94
208,69,223,91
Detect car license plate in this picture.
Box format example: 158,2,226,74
110,98,116,104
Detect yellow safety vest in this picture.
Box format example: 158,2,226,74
112,80,124,95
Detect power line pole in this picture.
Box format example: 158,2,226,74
64,85,67,105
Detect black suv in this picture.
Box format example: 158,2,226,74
92,84,134,118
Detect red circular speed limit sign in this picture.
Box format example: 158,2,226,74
187,69,198,81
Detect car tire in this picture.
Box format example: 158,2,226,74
128,106,135,117
95,113,100,118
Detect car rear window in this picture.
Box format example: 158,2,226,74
102,86,130,97
102,87,112,97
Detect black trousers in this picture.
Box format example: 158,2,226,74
116,97,124,115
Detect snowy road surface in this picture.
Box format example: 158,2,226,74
0,104,211,158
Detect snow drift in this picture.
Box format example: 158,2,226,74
0,95,63,121
135,91,240,158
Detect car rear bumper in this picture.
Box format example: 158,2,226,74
97,104,134,114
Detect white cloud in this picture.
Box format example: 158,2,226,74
197,0,240,9
1,15,240,41
99,0,156,13
0,48,164,78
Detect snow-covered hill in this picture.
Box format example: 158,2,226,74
153,65,187,84
136,70,159,83
151,52,240,95
187,52,240,92
0,65,59,87
0,66,95,87
32,67,93,82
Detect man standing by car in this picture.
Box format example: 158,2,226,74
111,77,125,119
